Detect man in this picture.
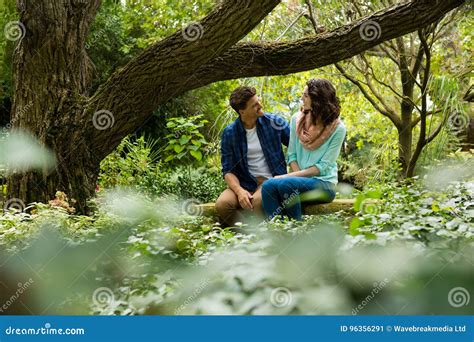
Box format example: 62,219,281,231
216,86,290,227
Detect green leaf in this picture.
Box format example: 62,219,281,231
176,239,188,251
174,145,185,153
190,150,202,161
179,135,191,145
366,190,382,199
353,194,365,212
349,218,363,236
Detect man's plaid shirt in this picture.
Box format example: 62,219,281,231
221,113,290,192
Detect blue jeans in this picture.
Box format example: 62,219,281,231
262,177,336,221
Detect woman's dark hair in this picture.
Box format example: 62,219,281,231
306,78,340,126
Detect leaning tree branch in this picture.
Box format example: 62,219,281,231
426,114,448,145
409,44,425,88
85,0,281,158
304,0,319,32
87,0,465,160
189,0,464,88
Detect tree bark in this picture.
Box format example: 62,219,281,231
397,35,416,175
86,0,282,160
187,0,464,85
406,29,430,178
7,0,101,212
6,0,466,212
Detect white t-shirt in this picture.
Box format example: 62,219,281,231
245,127,272,179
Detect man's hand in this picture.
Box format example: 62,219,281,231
274,174,287,179
236,188,253,210
224,174,254,210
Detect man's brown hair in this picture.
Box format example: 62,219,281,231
229,86,256,115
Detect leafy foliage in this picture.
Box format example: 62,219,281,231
98,135,225,203
0,177,472,315
163,114,209,164
148,166,225,203
98,135,162,189
349,180,473,246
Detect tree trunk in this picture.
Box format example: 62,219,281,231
398,122,412,176
7,156,99,213
7,0,100,212
396,34,415,176
398,86,415,175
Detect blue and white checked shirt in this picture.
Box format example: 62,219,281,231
221,113,290,192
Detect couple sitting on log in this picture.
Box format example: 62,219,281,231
216,78,346,227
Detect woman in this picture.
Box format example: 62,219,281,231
262,78,346,220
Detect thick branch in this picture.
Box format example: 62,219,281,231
86,0,281,158
88,0,465,160
191,0,464,84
